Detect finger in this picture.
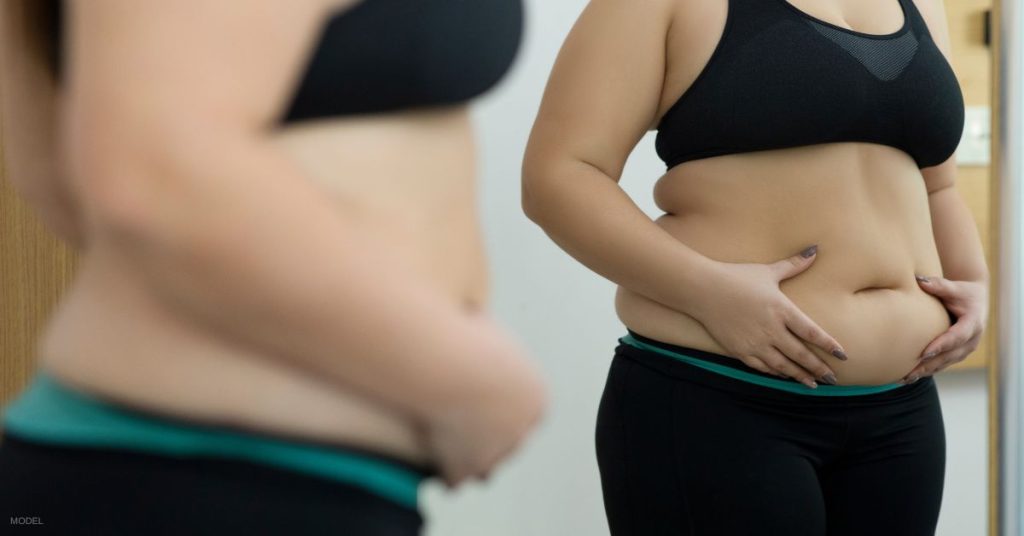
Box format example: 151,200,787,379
916,275,958,299
921,332,983,368
902,348,966,384
909,344,973,380
771,244,818,281
760,346,819,389
784,306,848,360
919,316,976,360
741,355,787,377
774,331,837,384
444,471,467,489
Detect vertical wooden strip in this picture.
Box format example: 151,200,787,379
0,121,78,406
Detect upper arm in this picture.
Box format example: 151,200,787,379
523,0,674,182
912,0,959,195
63,0,353,207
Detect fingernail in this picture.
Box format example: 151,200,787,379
821,372,837,385
831,348,848,361
906,374,920,384
800,245,818,258
916,275,930,283
921,350,938,360
803,379,818,389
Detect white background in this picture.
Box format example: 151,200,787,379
421,1,990,534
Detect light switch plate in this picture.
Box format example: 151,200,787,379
956,106,991,166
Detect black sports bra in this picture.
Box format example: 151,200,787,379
655,0,965,170
44,0,523,124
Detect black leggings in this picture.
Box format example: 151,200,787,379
595,335,946,536
0,432,424,535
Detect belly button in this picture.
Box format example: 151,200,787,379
853,286,897,294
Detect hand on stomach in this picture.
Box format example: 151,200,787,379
615,142,953,386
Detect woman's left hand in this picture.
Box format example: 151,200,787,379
900,275,989,385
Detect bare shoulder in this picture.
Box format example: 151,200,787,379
523,0,679,180
909,0,953,57
579,0,676,28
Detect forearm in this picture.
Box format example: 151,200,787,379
6,171,88,249
927,184,989,284
80,130,519,423
522,158,720,318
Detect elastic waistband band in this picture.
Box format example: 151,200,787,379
1,371,431,509
621,330,909,397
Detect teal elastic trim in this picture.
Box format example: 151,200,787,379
1,372,424,508
620,334,906,396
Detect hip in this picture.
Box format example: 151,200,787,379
598,332,943,427
0,370,434,515
616,280,952,385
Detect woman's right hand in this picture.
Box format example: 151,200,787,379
690,245,848,389
419,313,547,488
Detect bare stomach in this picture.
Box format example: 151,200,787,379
37,106,485,466
615,142,952,386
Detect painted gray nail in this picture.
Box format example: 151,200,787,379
800,245,818,258
831,349,848,361
821,372,837,385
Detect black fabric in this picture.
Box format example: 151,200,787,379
43,0,523,124
281,0,523,123
626,328,812,384
655,0,965,169
595,339,946,536
0,432,424,536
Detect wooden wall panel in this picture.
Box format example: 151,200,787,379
0,135,77,405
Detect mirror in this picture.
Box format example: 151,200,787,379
0,1,1016,535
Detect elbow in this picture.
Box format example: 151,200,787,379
520,157,553,227
521,177,551,228
66,112,222,251
70,142,167,248
520,179,542,225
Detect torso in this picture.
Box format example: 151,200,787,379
616,0,954,386
39,107,484,466
34,0,521,466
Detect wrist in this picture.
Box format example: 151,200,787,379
670,253,726,319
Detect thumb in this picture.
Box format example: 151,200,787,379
916,274,956,298
772,245,818,281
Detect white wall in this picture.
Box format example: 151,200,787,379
934,371,989,536
421,1,990,534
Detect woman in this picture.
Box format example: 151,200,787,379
0,0,545,534
523,0,987,534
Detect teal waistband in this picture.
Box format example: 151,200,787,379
1,371,425,508
620,334,906,396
